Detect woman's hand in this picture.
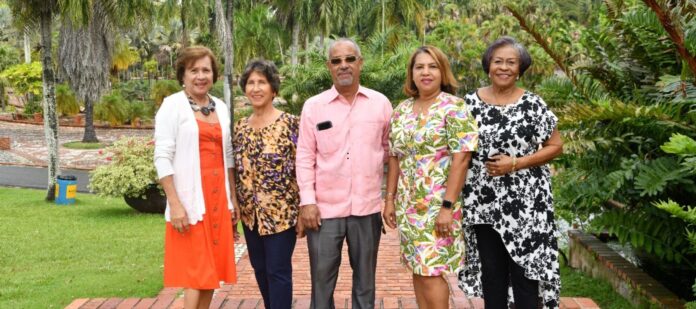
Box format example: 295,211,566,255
485,154,514,177
295,221,306,238
230,208,238,225
169,202,189,233
435,207,453,238
382,199,397,229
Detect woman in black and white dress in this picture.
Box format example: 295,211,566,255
458,37,564,308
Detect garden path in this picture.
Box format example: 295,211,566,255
65,227,599,309
0,120,152,170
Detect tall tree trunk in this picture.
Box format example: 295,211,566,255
277,36,285,65
24,32,31,63
208,0,217,42
39,8,60,201
181,9,189,47
304,35,309,64
291,21,299,68
215,0,234,119
82,97,98,142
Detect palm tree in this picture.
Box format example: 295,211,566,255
272,0,306,67
58,1,114,143
6,0,60,201
234,4,285,70
160,0,209,47
58,0,153,143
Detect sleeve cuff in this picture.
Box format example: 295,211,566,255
299,190,317,206
155,158,174,180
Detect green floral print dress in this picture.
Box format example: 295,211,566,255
389,92,478,276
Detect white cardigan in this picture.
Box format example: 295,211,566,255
154,91,235,224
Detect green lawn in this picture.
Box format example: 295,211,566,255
0,187,635,308
0,187,164,308
62,141,105,150
561,265,633,308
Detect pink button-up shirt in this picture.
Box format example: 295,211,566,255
296,85,393,219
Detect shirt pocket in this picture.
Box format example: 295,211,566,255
316,127,341,155
354,121,383,151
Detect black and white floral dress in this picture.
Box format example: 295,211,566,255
457,90,561,308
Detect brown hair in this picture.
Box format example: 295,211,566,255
403,46,459,98
175,46,220,85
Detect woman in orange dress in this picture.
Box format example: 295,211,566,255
154,46,237,309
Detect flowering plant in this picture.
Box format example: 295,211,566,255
89,137,161,198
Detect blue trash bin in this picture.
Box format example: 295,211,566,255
55,175,77,205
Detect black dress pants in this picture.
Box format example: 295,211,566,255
474,224,539,309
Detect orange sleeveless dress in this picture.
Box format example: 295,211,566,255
163,119,237,289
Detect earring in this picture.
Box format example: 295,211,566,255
516,76,520,81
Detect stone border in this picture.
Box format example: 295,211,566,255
0,117,154,130
568,230,685,308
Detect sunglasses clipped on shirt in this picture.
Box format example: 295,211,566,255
329,55,359,65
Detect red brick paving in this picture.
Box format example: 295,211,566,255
66,228,599,308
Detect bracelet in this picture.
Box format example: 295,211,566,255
511,156,517,172
386,192,396,200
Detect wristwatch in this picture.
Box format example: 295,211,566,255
442,199,453,209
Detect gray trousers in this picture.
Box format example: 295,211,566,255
306,212,383,309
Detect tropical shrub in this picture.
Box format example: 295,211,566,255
0,43,20,72
114,80,151,102
55,83,80,116
0,62,42,107
95,90,128,125
89,137,159,198
150,79,180,109
125,100,153,125
508,0,696,300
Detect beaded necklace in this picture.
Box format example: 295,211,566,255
187,94,216,116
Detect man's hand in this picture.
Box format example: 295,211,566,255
382,200,396,229
299,204,322,231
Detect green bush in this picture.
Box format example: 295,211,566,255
89,137,159,198
56,83,80,116
114,80,152,102
22,98,41,116
95,90,128,125
125,100,152,124
150,79,180,110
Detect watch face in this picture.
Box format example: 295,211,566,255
442,200,453,209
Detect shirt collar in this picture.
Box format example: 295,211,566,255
327,85,370,104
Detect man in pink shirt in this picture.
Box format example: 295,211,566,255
296,38,392,309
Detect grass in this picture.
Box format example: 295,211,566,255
561,263,634,308
62,141,105,150
0,187,635,308
0,187,163,308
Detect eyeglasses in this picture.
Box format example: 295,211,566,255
329,56,359,65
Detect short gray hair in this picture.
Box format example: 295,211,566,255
481,36,532,77
327,38,362,59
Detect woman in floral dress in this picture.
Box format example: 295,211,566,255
383,46,478,309
457,37,564,309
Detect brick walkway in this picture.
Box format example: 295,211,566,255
0,120,151,170
65,228,599,309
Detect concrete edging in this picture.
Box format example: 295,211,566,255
568,229,685,308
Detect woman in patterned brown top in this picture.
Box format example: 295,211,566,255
232,59,299,309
